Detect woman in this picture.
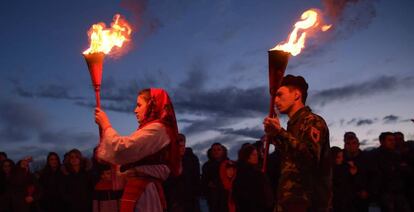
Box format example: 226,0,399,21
331,146,355,212
201,143,228,212
60,149,93,212
95,88,181,212
0,159,15,211
39,152,65,212
6,157,40,212
233,144,273,212
219,160,237,212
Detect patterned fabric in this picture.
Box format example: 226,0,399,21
139,88,181,177
273,106,332,212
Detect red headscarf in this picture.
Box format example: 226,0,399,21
138,88,181,177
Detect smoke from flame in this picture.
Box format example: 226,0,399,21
83,14,132,55
271,9,331,56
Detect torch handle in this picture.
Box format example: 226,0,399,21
262,94,275,173
94,87,103,141
95,87,101,108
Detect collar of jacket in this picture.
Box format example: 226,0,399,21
287,106,311,127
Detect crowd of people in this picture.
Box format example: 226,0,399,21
0,131,413,212
1,76,413,212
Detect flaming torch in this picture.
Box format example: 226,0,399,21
82,14,132,134
262,9,331,172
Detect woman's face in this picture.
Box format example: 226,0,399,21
101,170,112,181
20,160,29,170
134,95,149,124
211,145,225,161
2,161,12,175
335,151,344,165
69,153,81,167
48,155,59,169
226,167,236,178
247,149,259,165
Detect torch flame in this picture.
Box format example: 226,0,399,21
271,9,331,56
83,14,132,55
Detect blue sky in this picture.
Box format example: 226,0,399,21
1,0,413,162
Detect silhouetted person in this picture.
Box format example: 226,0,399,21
0,159,15,212
233,144,274,212
371,132,411,212
343,132,370,212
8,157,40,212
331,146,355,212
39,152,65,212
394,132,414,212
0,152,7,163
60,149,93,212
220,160,237,212
201,143,228,212
164,133,201,212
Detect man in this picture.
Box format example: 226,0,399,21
371,132,412,212
263,75,332,212
343,132,370,212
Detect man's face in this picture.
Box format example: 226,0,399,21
134,95,149,124
275,86,297,114
381,135,396,151
344,138,360,154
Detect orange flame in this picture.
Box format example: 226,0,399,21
271,9,331,56
83,14,132,55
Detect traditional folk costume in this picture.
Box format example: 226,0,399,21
96,88,181,212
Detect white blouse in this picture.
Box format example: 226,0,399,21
96,122,171,165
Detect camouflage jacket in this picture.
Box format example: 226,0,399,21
273,106,332,211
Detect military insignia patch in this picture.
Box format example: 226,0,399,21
310,127,320,143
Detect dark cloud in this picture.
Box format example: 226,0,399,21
346,117,377,126
217,126,264,139
14,83,84,100
310,75,414,106
38,130,98,145
0,99,47,142
120,0,163,38
383,115,399,124
323,0,379,38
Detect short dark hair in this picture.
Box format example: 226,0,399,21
393,131,404,140
281,75,309,103
0,152,7,158
344,131,358,142
379,132,394,143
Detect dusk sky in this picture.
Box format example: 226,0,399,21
1,0,413,163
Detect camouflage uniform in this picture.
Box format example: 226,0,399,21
272,106,332,212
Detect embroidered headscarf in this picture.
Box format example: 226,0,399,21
138,88,181,176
